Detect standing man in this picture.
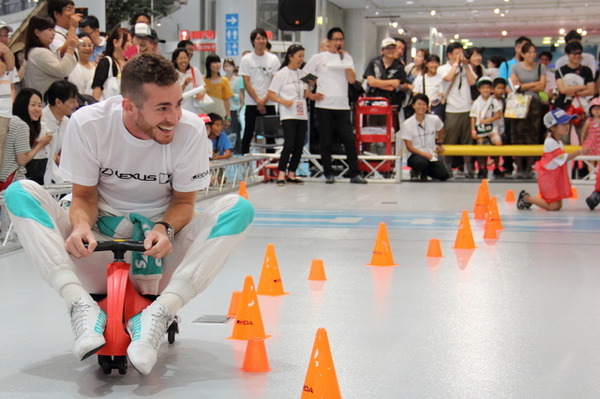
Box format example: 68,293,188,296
48,0,82,59
555,30,597,75
4,53,254,375
438,42,473,177
79,15,106,62
239,28,280,154
0,20,17,170
303,27,367,184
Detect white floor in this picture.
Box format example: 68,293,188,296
1,180,599,398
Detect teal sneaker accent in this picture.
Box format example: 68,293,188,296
129,313,142,341
207,196,255,240
4,182,54,229
94,309,107,334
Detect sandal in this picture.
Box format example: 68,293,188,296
286,178,304,185
276,180,285,186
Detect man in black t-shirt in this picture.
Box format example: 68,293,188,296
555,41,595,111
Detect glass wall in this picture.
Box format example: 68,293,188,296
0,0,36,17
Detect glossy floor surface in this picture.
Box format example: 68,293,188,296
1,180,599,398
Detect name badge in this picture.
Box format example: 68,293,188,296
295,100,306,117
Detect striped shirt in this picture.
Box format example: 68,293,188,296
0,116,31,181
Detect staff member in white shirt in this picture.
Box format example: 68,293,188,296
239,28,280,154
303,27,367,184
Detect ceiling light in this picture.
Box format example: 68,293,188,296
557,38,565,44
501,31,507,36
391,21,398,28
398,28,404,34
430,10,436,16
554,43,560,47
559,28,565,35
504,0,510,2
577,28,583,34
494,8,500,14
454,34,460,39
405,0,414,4
582,30,587,36
411,37,418,43
500,13,505,17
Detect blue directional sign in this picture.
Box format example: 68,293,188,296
225,13,239,56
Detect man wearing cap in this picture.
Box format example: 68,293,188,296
0,20,16,170
125,23,164,59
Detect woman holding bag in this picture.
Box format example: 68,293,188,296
172,47,205,113
510,42,546,179
91,27,132,101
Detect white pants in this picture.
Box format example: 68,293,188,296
4,180,254,306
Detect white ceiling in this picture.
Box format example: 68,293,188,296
328,0,600,45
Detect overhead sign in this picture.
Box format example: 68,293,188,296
179,30,217,52
225,13,239,56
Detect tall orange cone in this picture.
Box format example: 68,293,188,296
473,179,491,219
308,259,327,281
226,291,242,318
505,189,516,202
367,222,398,266
426,239,443,257
301,328,342,399
228,275,271,340
483,213,498,240
257,244,289,296
487,197,503,230
241,338,271,372
571,187,579,199
453,210,477,249
238,180,249,199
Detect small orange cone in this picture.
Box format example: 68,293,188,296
226,291,242,318
238,181,249,199
453,211,477,249
571,187,579,199
505,190,516,202
473,179,491,220
301,328,342,399
426,239,443,257
367,222,398,266
487,197,503,230
241,338,271,372
483,213,498,240
228,275,271,340
257,244,289,296
308,259,327,281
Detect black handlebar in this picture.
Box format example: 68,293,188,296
85,240,147,260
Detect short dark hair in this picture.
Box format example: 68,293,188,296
539,51,553,61
492,77,507,88
520,42,537,55
412,93,429,106
79,15,99,30
25,16,55,58
393,37,407,48
171,48,190,71
446,42,463,55
44,80,78,106
205,54,221,79
47,0,74,22
207,112,223,125
177,40,193,48
121,53,179,106
487,55,505,68
426,54,440,64
12,88,42,146
565,41,583,54
250,28,267,45
515,36,531,46
565,29,582,43
130,12,151,26
327,27,344,40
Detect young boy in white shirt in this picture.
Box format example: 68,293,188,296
470,76,502,179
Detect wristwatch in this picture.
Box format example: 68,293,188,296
155,221,174,241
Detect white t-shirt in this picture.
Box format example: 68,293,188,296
177,67,204,113
238,51,280,106
0,68,19,118
40,105,69,184
50,25,68,59
555,52,597,74
543,137,567,170
268,66,309,120
438,63,472,113
303,51,355,110
402,114,443,154
68,63,96,96
412,73,444,105
60,96,211,218
469,95,502,136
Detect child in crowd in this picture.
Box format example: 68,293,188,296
492,77,507,177
469,76,502,179
206,112,232,160
581,97,600,210
517,109,588,211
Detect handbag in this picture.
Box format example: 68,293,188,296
564,95,586,127
102,56,121,100
504,92,531,119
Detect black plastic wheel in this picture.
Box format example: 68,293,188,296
99,355,112,375
115,356,128,375
167,320,179,344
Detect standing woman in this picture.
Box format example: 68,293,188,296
91,27,132,101
511,42,546,178
0,89,52,189
22,16,78,97
172,47,204,113
405,48,429,83
203,54,233,124
267,44,322,185
68,33,96,96
223,58,245,153
466,47,486,100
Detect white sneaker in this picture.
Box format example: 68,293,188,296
126,301,174,375
69,296,106,360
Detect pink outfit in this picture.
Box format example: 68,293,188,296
584,119,600,155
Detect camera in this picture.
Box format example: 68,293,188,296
75,7,88,18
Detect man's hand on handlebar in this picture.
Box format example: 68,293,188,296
143,229,173,258
65,227,97,258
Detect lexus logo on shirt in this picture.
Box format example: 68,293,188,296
99,168,171,184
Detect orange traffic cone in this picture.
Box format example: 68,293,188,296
226,291,242,318
367,222,398,266
238,180,249,199
228,275,271,340
483,213,498,240
505,189,516,202
241,338,271,372
487,197,503,230
257,244,289,296
308,259,327,281
301,328,342,399
571,187,579,199
473,179,491,220
453,210,477,249
426,239,443,257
